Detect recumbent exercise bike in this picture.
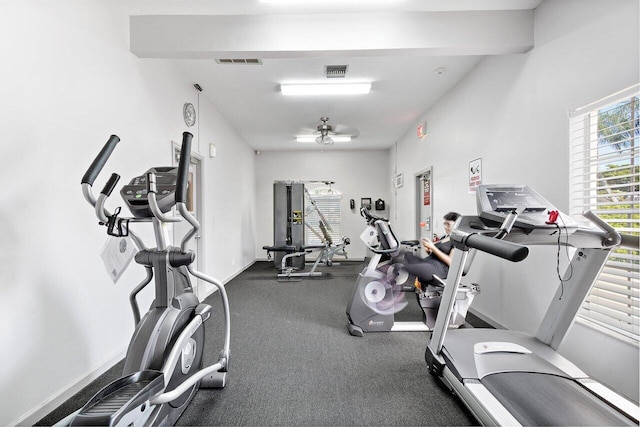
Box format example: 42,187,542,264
346,208,479,336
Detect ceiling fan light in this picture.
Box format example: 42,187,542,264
329,135,351,143
281,82,371,96
296,136,317,143
316,135,335,145
296,135,351,143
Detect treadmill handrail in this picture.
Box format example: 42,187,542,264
460,233,529,262
583,210,622,247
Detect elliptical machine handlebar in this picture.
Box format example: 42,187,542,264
82,134,120,186
175,132,192,204
83,132,197,225
172,132,204,252
144,131,194,225
81,132,198,251
81,135,120,208
100,173,121,197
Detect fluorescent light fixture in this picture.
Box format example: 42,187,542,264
281,82,371,96
297,135,351,143
261,0,401,3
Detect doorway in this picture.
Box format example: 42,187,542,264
172,143,206,299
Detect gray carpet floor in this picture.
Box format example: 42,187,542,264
38,260,477,426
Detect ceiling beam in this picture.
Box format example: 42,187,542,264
130,10,533,59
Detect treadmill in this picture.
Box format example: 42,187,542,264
425,185,640,426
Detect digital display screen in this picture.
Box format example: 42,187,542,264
486,190,547,212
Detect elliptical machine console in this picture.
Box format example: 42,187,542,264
57,132,231,427
120,167,180,217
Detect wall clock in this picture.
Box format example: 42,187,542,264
183,102,196,127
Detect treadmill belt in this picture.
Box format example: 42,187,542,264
481,372,636,426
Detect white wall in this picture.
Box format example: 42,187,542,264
391,0,639,402
196,98,258,282
255,150,391,260
0,1,256,426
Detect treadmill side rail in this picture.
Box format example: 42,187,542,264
577,379,640,423
442,369,521,427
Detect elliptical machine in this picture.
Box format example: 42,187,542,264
57,132,230,426
346,208,479,336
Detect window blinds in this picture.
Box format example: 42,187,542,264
305,187,342,246
569,85,639,341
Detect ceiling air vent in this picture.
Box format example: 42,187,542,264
325,65,348,78
215,59,262,65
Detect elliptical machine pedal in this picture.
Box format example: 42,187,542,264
70,371,164,426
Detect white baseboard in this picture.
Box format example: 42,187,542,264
200,259,257,299
12,348,126,427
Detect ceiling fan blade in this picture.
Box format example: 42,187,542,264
332,124,359,137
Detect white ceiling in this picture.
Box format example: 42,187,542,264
128,0,543,151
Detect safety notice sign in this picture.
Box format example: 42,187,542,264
469,158,482,194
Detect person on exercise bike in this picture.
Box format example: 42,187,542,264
399,212,460,289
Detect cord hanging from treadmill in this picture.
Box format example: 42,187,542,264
553,216,573,300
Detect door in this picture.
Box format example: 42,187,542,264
172,144,206,299
415,167,433,241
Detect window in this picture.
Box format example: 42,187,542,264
569,84,639,342
305,186,342,246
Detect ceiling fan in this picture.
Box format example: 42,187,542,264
297,117,357,145
316,117,335,145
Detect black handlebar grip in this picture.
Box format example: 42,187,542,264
81,135,120,185
464,233,529,262
175,132,193,204
620,233,640,250
100,173,121,196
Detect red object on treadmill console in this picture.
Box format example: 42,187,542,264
546,210,559,224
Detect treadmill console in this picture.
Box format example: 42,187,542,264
120,167,179,218
476,185,577,231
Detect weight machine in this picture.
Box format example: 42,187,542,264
263,181,349,280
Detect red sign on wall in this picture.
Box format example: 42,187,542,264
417,123,426,138
423,176,431,206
